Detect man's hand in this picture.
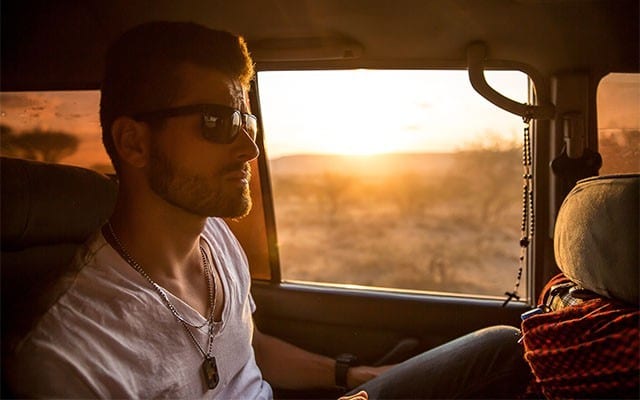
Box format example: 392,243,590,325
253,326,395,392
347,364,394,389
339,389,368,400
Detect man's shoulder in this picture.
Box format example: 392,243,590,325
13,230,132,348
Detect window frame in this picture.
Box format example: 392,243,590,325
245,69,537,306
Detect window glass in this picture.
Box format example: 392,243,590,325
0,91,112,173
596,73,640,174
0,90,275,280
258,70,529,298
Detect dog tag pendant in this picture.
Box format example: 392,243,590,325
202,356,219,390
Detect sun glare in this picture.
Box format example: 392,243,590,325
316,127,406,156
258,69,528,158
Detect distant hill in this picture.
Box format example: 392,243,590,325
268,153,457,176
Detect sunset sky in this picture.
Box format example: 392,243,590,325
1,70,636,167
258,69,528,157
0,90,106,167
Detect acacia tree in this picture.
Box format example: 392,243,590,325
0,125,79,163
0,124,20,157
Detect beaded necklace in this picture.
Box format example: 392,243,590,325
503,117,534,306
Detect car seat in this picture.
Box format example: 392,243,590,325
554,173,639,305
0,157,117,394
521,173,639,398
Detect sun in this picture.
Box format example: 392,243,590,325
315,121,403,156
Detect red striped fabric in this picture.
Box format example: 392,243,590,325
521,277,639,399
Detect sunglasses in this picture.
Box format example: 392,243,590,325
133,103,258,144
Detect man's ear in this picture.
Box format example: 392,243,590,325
111,116,151,168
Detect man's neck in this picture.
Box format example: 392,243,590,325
107,186,208,281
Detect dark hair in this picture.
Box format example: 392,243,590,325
100,21,254,172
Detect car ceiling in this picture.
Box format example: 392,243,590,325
1,0,638,91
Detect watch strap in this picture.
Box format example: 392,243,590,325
335,353,357,389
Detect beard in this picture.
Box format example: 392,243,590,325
147,143,252,218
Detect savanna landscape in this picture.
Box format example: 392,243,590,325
269,141,528,298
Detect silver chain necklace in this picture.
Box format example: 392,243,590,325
105,222,220,390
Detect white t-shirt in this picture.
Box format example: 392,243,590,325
8,218,273,399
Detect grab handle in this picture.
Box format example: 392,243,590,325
467,42,555,120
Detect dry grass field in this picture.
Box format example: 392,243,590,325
269,146,527,298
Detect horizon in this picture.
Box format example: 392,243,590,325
268,148,516,160
0,71,636,169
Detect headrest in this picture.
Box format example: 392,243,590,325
554,174,639,305
1,157,117,250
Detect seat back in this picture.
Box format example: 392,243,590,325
554,173,639,305
1,157,117,356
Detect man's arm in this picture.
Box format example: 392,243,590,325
252,326,391,391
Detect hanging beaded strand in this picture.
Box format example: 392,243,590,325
503,116,534,306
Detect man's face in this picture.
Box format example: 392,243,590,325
146,63,259,218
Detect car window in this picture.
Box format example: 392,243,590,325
0,89,274,281
0,91,111,173
258,69,530,299
597,73,640,174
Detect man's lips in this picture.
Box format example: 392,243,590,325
224,165,251,183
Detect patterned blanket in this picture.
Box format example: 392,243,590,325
521,275,639,399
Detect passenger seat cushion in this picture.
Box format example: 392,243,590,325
1,156,117,249
1,157,117,354
553,174,639,305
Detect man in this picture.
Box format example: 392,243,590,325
8,21,531,398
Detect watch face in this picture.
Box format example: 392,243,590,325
337,353,357,365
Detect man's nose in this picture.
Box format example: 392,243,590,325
233,127,260,162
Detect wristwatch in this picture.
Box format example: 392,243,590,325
335,353,358,389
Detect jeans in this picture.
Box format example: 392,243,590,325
351,325,532,399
